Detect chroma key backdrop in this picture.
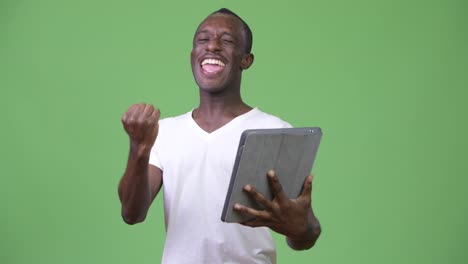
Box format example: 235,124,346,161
1,0,467,263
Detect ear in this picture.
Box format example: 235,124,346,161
240,53,254,70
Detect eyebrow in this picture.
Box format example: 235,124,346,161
195,30,209,35
195,30,235,38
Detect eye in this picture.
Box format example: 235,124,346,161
222,38,234,44
196,33,209,43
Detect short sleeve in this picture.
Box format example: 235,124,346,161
282,121,293,128
149,127,163,170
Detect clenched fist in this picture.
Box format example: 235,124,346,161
122,103,160,151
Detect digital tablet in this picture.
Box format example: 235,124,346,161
221,127,322,223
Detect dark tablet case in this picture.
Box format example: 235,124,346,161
221,127,322,223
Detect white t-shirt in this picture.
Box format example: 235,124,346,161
149,108,291,264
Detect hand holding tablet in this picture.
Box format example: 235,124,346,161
221,127,322,223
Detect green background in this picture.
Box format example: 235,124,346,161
1,0,467,263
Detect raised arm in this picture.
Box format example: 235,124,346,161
118,103,163,225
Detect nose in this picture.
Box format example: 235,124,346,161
206,38,222,52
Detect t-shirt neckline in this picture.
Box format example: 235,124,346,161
187,107,259,139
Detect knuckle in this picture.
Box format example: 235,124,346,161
130,104,139,111
269,177,279,186
254,193,264,202
254,192,262,199
272,204,281,214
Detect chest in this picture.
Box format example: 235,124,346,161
160,129,242,179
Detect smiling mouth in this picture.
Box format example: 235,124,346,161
201,58,225,74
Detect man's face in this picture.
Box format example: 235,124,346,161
190,14,251,93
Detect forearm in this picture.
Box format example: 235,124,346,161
286,210,321,250
118,144,152,224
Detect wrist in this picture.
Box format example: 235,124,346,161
129,141,152,158
286,213,321,250
288,222,314,242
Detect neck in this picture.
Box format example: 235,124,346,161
192,87,253,133
196,84,251,117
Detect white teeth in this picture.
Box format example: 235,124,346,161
201,59,225,67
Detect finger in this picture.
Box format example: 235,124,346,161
122,104,141,126
148,110,160,139
123,104,137,122
128,103,144,121
135,103,149,120
126,103,138,113
267,170,288,203
243,184,274,210
233,203,272,220
150,108,161,123
138,104,152,124
240,219,270,228
121,111,128,123
146,109,160,129
301,174,313,198
142,104,155,118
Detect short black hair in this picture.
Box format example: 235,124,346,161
211,8,253,54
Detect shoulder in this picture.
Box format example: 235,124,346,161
153,111,194,151
156,111,193,140
158,111,192,128
248,108,293,128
